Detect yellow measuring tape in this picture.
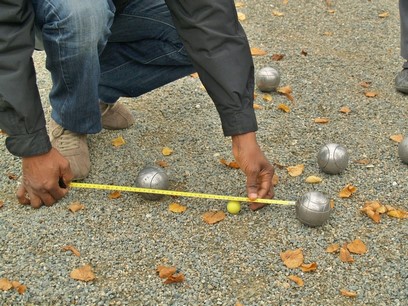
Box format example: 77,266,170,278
70,182,296,206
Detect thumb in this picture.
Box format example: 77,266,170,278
246,173,259,200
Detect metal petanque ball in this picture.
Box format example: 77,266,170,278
135,166,169,200
255,67,280,92
317,143,349,174
398,136,408,164
296,191,331,227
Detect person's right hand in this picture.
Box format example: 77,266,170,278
16,148,73,208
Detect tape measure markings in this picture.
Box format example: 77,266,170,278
70,182,296,206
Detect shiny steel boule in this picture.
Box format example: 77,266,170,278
317,143,349,174
398,136,408,164
255,67,280,92
135,166,169,200
296,191,331,227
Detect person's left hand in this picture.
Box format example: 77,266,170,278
231,132,275,210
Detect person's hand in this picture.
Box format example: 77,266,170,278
232,132,275,209
16,148,73,208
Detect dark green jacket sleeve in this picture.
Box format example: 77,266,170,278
0,0,51,157
164,0,258,136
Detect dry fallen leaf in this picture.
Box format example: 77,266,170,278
164,273,185,284
253,103,263,110
190,72,199,78
387,210,408,219
277,103,290,113
156,160,169,168
262,93,273,102
359,81,371,88
327,9,335,14
162,147,173,156
280,248,304,268
390,134,403,143
70,264,95,282
157,266,177,278
338,184,357,198
287,164,304,177
340,289,358,298
277,86,294,101
288,275,304,286
364,91,378,98
0,200,3,209
220,158,240,169
326,243,340,253
12,282,27,295
108,190,121,199
305,175,322,184
202,211,226,224
378,11,389,18
300,262,318,272
339,106,351,114
62,245,81,257
237,12,246,21
339,244,354,263
68,201,85,213
314,117,329,124
251,47,267,56
112,136,126,147
169,202,187,213
272,10,284,17
0,278,13,291
272,173,279,186
330,199,335,209
235,2,245,8
347,239,367,255
271,54,285,61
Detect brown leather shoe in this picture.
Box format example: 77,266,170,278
100,102,135,130
49,119,90,180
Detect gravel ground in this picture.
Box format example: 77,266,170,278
1,0,407,305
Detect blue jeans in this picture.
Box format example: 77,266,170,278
32,0,194,134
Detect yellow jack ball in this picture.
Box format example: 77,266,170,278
227,201,241,214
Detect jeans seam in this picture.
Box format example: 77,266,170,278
119,14,176,29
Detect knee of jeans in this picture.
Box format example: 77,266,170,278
41,0,114,46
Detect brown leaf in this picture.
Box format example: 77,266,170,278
250,47,267,56
300,262,318,272
237,12,246,21
288,275,304,286
339,106,351,114
0,278,13,291
112,136,126,147
162,147,173,156
0,200,3,209
359,81,371,88
378,11,389,18
253,103,263,110
68,201,85,213
277,103,290,113
354,158,370,165
277,86,294,101
156,160,169,168
262,93,273,102
220,158,240,169
280,248,304,268
340,289,358,298
271,54,285,61
70,264,95,282
287,164,304,177
301,49,308,56
7,173,18,180
326,243,340,253
202,211,226,224
157,266,177,278
62,245,81,257
14,283,26,295
390,134,403,143
365,209,381,223
235,2,245,8
272,173,279,186
164,273,185,284
305,175,322,184
364,91,378,98
108,190,121,199
314,117,329,124
272,10,284,17
387,209,408,219
339,245,354,263
330,199,335,209
338,184,357,198
347,239,367,255
169,202,187,213
190,72,199,78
